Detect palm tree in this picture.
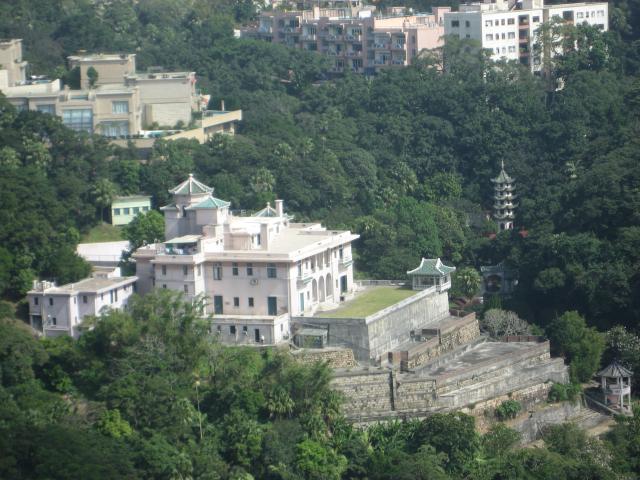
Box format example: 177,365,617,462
91,178,116,222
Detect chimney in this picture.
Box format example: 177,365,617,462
220,99,225,111
275,199,284,217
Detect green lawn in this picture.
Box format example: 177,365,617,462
81,223,124,243
322,286,417,318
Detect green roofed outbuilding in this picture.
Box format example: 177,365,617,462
407,258,456,292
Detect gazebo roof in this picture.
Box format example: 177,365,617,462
254,203,279,217
169,174,214,195
597,361,633,378
407,258,456,277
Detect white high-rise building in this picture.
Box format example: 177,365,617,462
444,0,608,71
132,175,359,345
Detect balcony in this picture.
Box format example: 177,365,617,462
339,257,354,268
374,43,390,49
392,59,405,65
297,272,313,286
392,43,405,50
302,34,317,41
346,51,362,57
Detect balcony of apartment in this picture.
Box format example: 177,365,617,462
373,42,391,50
338,256,354,269
518,17,530,28
301,33,317,41
345,33,362,42
345,50,362,57
391,58,406,65
297,271,314,287
391,42,406,50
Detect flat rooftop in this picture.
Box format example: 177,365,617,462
317,286,416,318
29,276,137,295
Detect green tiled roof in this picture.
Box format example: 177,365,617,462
407,258,456,277
254,205,278,217
187,196,230,209
169,174,214,195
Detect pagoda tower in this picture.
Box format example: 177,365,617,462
491,161,517,231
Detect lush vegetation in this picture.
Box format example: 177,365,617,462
2,293,640,479
1,0,640,476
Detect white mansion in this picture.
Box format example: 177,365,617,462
132,175,359,344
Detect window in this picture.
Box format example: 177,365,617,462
36,104,55,115
133,207,140,214
197,265,201,276
74,297,77,304
508,32,515,39
110,290,114,303
466,34,470,38
230,325,236,335
162,284,167,289
267,263,277,278
51,317,57,326
501,19,505,25
465,20,470,27
339,246,344,259
49,298,53,306
508,18,515,25
532,16,540,22
232,263,239,276
501,33,505,39
486,34,494,41
114,208,121,215
485,20,493,26
234,297,239,307
577,12,584,19
123,208,130,215
247,263,253,276
243,325,248,333
508,45,516,52
142,206,149,212
62,108,93,133
34,297,39,306
112,101,129,114
183,265,188,276
184,285,189,293
248,297,254,307
213,263,222,280
114,289,118,302
451,20,459,27
216,325,221,333
297,262,302,276
162,265,167,276
83,295,88,304
101,121,129,137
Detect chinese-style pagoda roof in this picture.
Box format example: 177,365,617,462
254,203,278,217
169,174,214,195
491,161,515,184
186,196,230,210
597,361,633,378
407,258,456,277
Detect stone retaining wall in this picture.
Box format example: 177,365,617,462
292,348,357,369
404,315,481,370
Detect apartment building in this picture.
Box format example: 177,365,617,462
27,269,137,338
132,175,359,345
243,5,449,74
1,43,241,141
0,39,28,88
443,0,608,70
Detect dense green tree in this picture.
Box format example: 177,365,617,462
122,210,165,250
546,311,605,382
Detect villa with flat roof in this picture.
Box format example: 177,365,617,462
27,269,137,338
132,175,359,345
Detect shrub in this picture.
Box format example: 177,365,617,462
495,400,522,420
548,383,581,403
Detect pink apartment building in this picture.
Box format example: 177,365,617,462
243,5,450,74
